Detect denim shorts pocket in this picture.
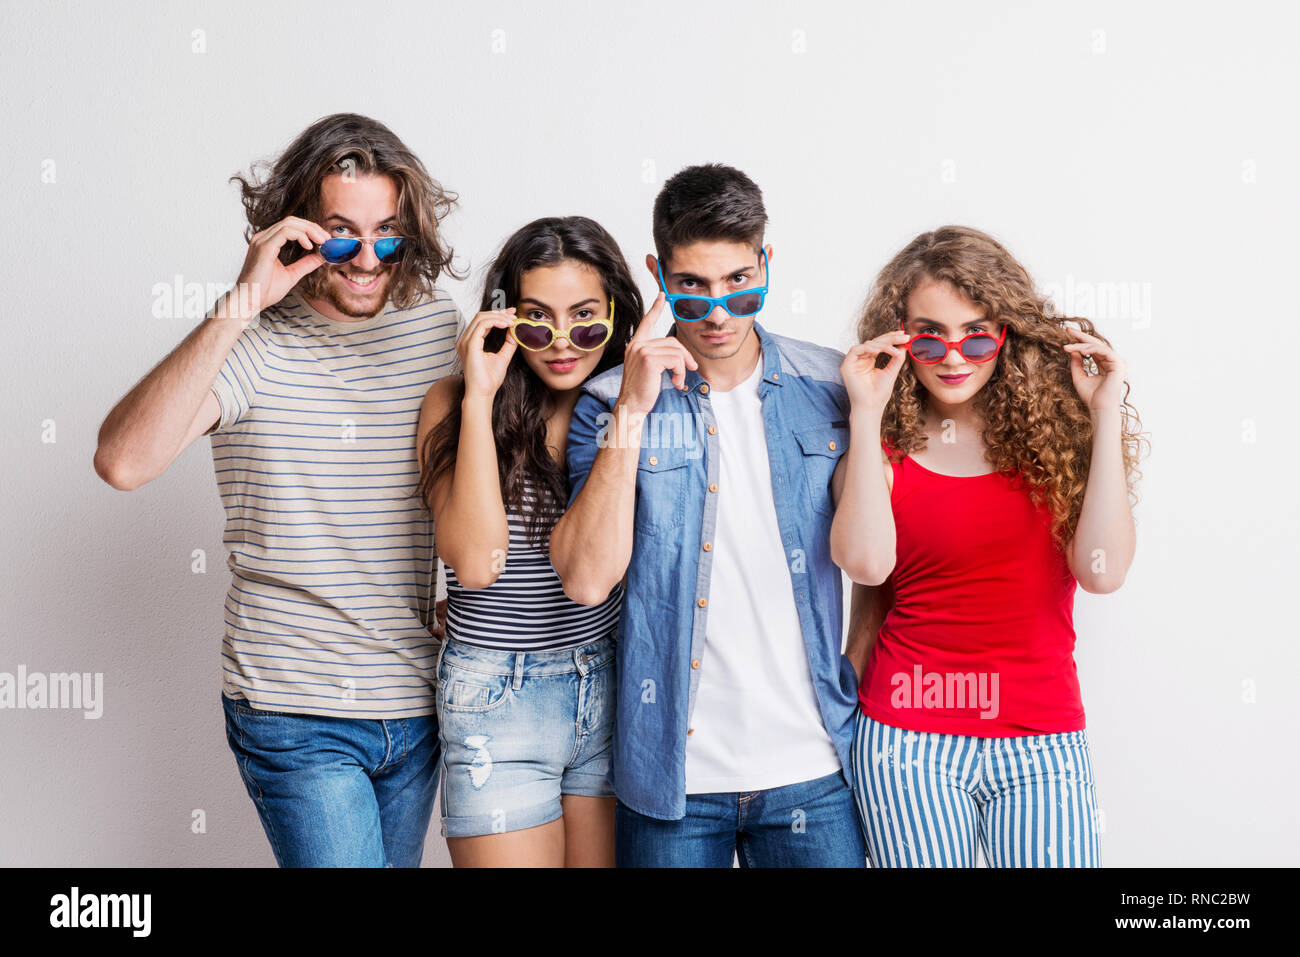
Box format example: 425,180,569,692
438,661,513,714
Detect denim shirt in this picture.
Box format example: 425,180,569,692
565,320,858,821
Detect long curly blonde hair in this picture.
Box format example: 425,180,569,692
856,225,1148,549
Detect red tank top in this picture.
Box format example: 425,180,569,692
858,440,1085,736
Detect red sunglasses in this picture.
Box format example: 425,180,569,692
901,321,1007,364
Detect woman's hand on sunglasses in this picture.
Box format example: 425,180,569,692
228,216,331,323
617,293,698,418
458,309,519,401
1063,326,1127,414
841,330,910,415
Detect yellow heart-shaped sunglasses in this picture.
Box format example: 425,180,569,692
509,299,614,352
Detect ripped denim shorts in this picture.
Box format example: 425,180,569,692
435,631,616,838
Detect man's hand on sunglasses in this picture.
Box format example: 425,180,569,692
616,293,698,420
219,216,331,326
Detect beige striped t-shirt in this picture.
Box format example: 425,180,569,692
208,288,464,719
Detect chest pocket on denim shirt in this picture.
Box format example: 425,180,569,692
634,442,689,535
793,422,850,517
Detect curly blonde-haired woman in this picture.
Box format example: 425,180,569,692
831,225,1147,867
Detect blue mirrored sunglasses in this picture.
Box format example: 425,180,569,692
318,236,407,264
654,248,769,321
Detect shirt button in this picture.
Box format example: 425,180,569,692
648,455,658,465
828,440,837,451
699,384,710,394
702,542,712,551
691,659,701,669
708,483,718,493
697,597,707,607
707,425,717,435
773,372,780,380
687,728,695,736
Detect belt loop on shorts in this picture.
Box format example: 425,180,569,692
512,652,524,690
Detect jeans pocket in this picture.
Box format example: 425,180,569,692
438,660,513,714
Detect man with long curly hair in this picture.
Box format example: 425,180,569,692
94,114,466,866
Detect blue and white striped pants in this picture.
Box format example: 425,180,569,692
851,709,1101,867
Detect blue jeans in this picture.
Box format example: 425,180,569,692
220,692,440,867
615,770,867,867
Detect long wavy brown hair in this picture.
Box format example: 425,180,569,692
414,216,642,547
231,113,463,308
856,225,1148,549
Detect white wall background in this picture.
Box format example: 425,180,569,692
1,0,1296,866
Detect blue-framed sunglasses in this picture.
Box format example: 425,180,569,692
317,236,407,265
654,248,769,321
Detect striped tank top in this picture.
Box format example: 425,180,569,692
444,477,622,650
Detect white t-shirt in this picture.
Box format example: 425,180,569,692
683,352,843,793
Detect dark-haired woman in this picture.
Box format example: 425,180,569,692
415,216,639,866
831,226,1147,867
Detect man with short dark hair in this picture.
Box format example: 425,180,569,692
551,163,866,867
94,114,465,866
